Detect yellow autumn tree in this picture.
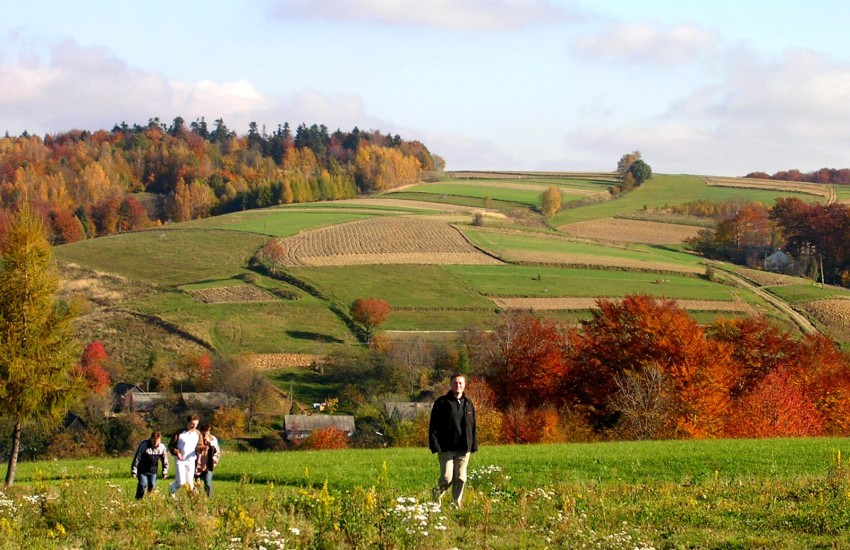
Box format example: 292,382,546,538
540,185,562,217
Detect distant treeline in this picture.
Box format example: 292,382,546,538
745,167,850,185
0,117,443,243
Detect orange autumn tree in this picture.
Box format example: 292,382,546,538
350,297,392,343
786,333,850,435
725,367,824,438
476,312,571,409
568,295,737,437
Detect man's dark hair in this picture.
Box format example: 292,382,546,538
150,431,161,440
199,424,211,433
187,414,199,422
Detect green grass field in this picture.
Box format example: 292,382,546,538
445,264,740,300
6,438,850,548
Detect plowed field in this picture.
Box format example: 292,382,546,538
274,217,502,267
559,218,703,244
188,285,276,303
800,299,850,341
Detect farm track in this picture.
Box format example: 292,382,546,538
714,267,817,334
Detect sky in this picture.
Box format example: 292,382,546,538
2,0,850,176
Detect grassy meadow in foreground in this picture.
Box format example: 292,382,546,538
4,438,850,548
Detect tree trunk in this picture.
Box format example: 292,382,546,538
5,419,21,488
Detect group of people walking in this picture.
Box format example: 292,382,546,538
129,375,478,510
130,414,220,500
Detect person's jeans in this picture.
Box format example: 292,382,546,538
199,470,214,497
435,451,471,508
135,473,157,499
169,459,196,494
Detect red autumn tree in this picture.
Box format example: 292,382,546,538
78,341,111,394
707,316,795,398
350,297,392,343
786,334,850,435
726,367,824,438
477,312,572,409
300,427,349,450
568,295,737,437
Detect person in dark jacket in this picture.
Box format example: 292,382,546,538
429,373,478,508
131,431,169,499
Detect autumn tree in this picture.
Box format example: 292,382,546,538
350,297,392,343
540,186,562,217
0,207,83,486
475,312,571,409
616,150,641,178
78,341,111,394
568,295,737,437
628,159,652,185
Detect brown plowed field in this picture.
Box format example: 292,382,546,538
504,250,704,274
559,218,704,245
799,299,850,341
188,285,276,303
247,353,323,369
275,217,502,267
729,266,807,287
492,296,755,313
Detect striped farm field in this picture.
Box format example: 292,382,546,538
444,264,742,301
491,296,755,313
387,182,545,206
273,217,500,267
703,176,832,201
560,217,704,244
461,227,706,273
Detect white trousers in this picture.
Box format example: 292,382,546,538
169,459,196,494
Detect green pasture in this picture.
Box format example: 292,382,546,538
181,208,384,237
132,292,356,354
7,438,850,548
267,367,345,409
11,437,847,496
766,283,850,304
56,229,267,286
462,227,706,269
286,265,494,310
396,183,543,205
835,185,850,201
697,185,823,204
445,264,739,301
445,175,615,194
384,308,500,331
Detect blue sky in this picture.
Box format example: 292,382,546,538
3,0,850,176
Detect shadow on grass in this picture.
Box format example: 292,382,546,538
285,330,344,343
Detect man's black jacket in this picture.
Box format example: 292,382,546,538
429,391,478,454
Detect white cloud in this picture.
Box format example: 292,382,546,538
563,48,850,176
572,22,719,65
0,40,390,136
265,0,574,30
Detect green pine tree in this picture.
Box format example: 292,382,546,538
0,207,83,487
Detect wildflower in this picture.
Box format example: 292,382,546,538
289,527,301,536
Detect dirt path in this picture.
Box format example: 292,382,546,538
716,266,817,334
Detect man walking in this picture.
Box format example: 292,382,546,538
168,414,201,496
131,431,169,499
429,373,478,508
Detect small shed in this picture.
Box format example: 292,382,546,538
284,415,356,440
113,383,146,412
383,402,432,421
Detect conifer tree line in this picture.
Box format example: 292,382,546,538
0,117,444,243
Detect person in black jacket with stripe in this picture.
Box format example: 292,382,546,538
131,431,170,499
429,373,478,509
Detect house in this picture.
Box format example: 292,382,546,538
62,412,87,433
123,392,167,415
112,383,146,412
764,250,792,273
175,392,240,413
284,414,356,440
383,401,432,422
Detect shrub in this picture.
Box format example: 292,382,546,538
299,428,349,450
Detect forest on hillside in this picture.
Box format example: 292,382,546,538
0,117,443,243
